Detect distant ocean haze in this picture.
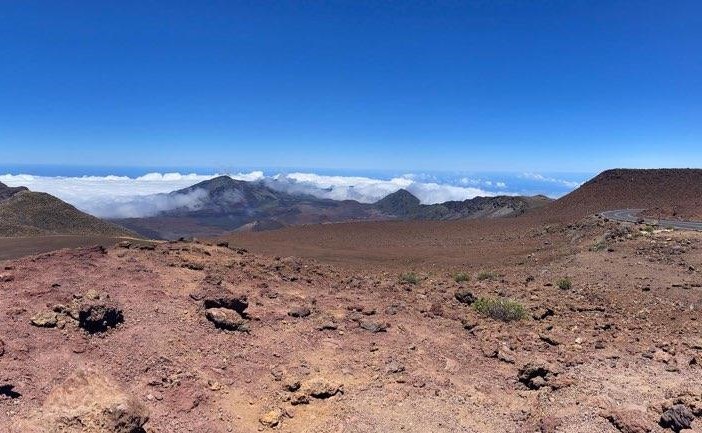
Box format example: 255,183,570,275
0,164,589,219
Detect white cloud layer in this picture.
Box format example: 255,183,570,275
0,171,504,218
520,172,583,188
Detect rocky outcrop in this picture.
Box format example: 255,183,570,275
12,368,148,433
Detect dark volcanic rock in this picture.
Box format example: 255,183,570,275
659,404,695,432
202,293,249,316
518,361,557,390
288,306,312,318
532,307,555,321
454,289,476,305
78,300,124,333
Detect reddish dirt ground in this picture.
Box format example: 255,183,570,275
0,235,155,262
1,216,701,432
222,216,571,272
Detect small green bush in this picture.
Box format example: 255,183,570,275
557,277,572,290
591,241,606,252
476,270,499,281
399,272,420,285
641,225,655,233
453,272,470,283
473,297,526,322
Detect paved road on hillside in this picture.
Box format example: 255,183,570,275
601,209,702,231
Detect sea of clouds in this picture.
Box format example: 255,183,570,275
0,170,584,219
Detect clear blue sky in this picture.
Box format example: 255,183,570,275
1,1,700,172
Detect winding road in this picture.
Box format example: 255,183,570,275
601,209,702,231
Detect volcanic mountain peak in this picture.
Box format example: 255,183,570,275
374,189,421,216
167,176,285,214
179,175,251,194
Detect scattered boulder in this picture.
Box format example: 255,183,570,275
30,312,58,328
385,361,405,374
532,307,555,321
359,320,388,333
316,321,338,331
461,317,478,331
454,290,476,305
286,377,342,405
0,384,21,399
518,361,558,390
284,380,301,392
259,407,285,428
660,404,695,432
288,306,312,318
78,300,124,333
604,408,652,433
205,308,249,332
0,273,14,282
497,347,516,364
301,377,342,399
539,333,563,346
202,292,248,316
182,262,205,271
0,338,4,357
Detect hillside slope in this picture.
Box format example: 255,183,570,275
541,168,702,222
0,182,135,237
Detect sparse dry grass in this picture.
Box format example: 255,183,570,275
399,272,420,285
473,297,526,322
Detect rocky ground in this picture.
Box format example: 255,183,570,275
1,216,701,432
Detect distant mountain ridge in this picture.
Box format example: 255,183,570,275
112,176,552,239
0,181,135,238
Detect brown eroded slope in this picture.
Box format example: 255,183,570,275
0,182,135,238
540,168,702,222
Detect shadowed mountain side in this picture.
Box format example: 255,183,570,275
0,181,28,202
377,189,552,220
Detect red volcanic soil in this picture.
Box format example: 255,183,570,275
540,169,702,222
1,217,702,432
0,235,155,261
222,217,569,272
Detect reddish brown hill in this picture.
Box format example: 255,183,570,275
539,168,702,222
